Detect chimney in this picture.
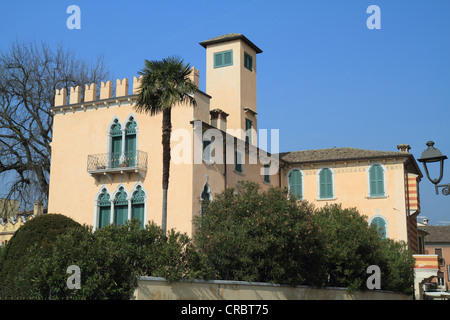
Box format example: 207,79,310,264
397,144,411,153
210,109,228,132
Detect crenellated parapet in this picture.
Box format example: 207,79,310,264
53,76,143,109
53,67,201,113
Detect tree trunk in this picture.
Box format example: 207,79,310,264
161,107,172,235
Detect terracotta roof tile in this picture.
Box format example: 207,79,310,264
280,147,410,163
419,226,450,243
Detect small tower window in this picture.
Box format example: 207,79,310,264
244,52,253,71
214,50,233,68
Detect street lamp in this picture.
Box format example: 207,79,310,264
418,141,449,195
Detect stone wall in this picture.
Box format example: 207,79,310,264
135,277,411,300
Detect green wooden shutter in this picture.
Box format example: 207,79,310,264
114,205,127,226
98,190,111,228
223,51,232,66
244,52,253,71
214,53,223,68
125,119,137,167
264,164,271,183
235,151,242,172
245,118,252,144
369,164,384,196
289,170,302,199
319,168,333,199
214,50,233,68
131,186,145,229
111,136,122,168
125,134,136,166
114,188,128,226
131,204,144,229
99,207,111,228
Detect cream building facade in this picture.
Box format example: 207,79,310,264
279,145,423,253
47,34,423,252
48,34,271,237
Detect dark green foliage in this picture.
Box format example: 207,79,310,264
10,219,200,299
313,204,414,293
194,181,325,286
194,182,414,294
313,204,386,291
0,184,415,298
0,214,81,297
378,238,415,294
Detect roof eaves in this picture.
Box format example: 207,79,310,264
199,34,263,54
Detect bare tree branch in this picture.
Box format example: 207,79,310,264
0,40,111,216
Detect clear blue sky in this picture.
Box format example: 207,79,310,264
1,0,449,224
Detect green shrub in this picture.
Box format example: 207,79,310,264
18,219,201,299
0,214,81,298
194,181,325,286
313,204,414,293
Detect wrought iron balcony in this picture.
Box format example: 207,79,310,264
87,150,148,180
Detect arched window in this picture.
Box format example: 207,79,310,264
369,164,385,197
319,168,333,199
110,119,122,168
288,169,303,199
114,187,128,227
131,185,145,229
98,189,111,229
125,117,137,167
371,216,387,239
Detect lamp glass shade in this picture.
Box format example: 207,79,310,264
418,141,448,163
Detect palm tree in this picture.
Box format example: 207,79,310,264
134,56,197,235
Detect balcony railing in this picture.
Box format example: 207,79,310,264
87,150,148,178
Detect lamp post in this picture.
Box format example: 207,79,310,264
418,141,449,195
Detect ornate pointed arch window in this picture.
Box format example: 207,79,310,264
114,187,128,226
131,185,145,228
125,117,137,167
110,119,122,168
98,189,111,229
